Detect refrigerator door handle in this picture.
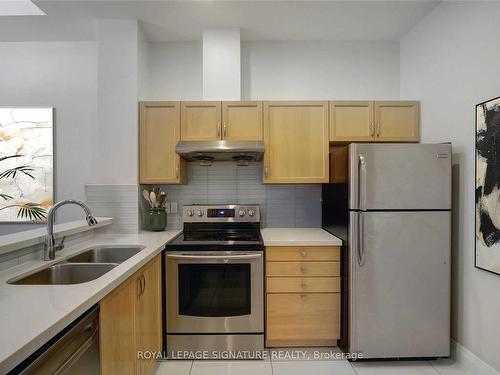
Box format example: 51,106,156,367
357,212,366,266
359,155,367,211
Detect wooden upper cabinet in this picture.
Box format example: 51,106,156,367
181,101,221,140
222,101,263,140
263,101,329,183
374,101,420,142
329,101,374,142
139,102,185,184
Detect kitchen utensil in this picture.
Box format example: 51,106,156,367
143,189,152,208
150,191,157,208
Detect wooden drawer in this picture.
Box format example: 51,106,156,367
266,246,340,262
266,261,340,277
267,277,340,293
266,293,340,345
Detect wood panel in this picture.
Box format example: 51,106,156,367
266,261,340,277
181,101,221,140
222,101,263,140
263,101,329,183
139,102,186,184
100,278,137,375
267,277,340,293
329,101,374,142
266,293,340,345
266,246,340,261
330,146,349,183
374,101,420,142
136,256,161,375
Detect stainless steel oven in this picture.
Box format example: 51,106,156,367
166,251,263,333
164,205,264,356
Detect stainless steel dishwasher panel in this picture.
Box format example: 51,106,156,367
18,305,100,375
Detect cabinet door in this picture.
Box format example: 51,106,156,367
329,101,374,142
140,102,185,184
136,256,162,375
330,146,348,183
181,101,221,140
374,101,420,142
263,101,329,183
266,293,340,347
100,279,137,375
222,101,263,140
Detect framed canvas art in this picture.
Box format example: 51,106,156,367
0,107,54,222
476,96,500,275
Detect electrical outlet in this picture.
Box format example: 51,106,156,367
170,202,178,214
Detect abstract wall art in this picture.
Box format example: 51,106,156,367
0,107,54,222
476,96,500,275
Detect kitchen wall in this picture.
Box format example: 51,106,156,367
400,2,500,371
241,41,400,100
148,40,400,100
0,41,97,235
149,42,202,100
140,163,321,230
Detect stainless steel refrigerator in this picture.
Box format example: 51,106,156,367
322,143,451,359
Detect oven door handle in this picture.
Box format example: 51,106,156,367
166,253,262,260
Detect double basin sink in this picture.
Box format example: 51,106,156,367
8,246,145,285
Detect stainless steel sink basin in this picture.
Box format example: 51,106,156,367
8,263,117,285
65,246,145,264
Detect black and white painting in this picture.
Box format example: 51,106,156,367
476,96,500,275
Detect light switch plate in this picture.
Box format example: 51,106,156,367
170,202,178,214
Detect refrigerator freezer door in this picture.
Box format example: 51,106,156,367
349,143,451,210
348,211,451,359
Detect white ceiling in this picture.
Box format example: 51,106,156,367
0,1,44,16
1,0,439,42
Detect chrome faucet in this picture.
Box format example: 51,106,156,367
44,200,98,261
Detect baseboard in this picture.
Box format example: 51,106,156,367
452,340,500,375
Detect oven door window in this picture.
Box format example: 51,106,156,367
178,263,251,317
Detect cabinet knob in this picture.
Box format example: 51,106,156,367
300,249,307,257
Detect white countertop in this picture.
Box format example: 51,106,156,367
0,217,113,256
261,228,342,246
0,229,181,373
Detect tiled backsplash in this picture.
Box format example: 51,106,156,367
141,162,322,230
86,185,139,233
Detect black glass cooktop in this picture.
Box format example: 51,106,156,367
165,223,264,251
182,231,260,242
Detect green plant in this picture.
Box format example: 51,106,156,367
0,154,47,220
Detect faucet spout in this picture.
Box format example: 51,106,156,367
44,200,98,261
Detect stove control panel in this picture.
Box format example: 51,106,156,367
183,205,260,223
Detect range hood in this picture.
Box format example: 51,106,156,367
176,140,265,163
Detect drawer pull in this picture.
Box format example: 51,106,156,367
300,265,306,273
300,249,307,257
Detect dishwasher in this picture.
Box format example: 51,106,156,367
10,305,100,375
